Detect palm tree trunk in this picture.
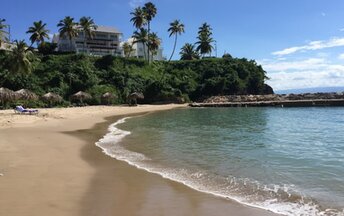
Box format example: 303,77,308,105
168,34,178,61
27,41,35,50
69,35,74,52
147,22,150,63
143,42,147,60
83,31,86,53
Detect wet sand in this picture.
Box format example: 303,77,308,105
0,105,279,216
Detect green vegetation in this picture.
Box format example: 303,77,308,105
0,19,9,46
0,50,271,108
0,1,273,108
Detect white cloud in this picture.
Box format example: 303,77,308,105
340,28,344,32
266,70,344,91
261,58,344,90
338,53,344,60
129,0,145,8
272,37,344,56
321,12,326,17
261,58,327,71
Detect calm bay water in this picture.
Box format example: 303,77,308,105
97,107,344,216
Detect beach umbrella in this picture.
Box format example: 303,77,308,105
101,92,117,105
42,92,63,102
0,87,16,106
130,92,144,100
70,91,92,104
15,89,38,100
128,92,144,106
42,92,63,106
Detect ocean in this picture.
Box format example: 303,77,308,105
96,107,344,216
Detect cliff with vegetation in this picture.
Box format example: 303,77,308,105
0,50,272,107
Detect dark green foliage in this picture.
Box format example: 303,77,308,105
0,51,270,107
38,42,57,55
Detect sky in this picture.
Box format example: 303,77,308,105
2,0,344,91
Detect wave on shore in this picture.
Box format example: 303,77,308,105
95,117,344,216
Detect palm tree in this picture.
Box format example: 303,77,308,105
142,2,157,62
198,22,212,36
122,42,134,58
10,40,34,73
132,28,148,60
26,20,50,48
196,22,214,57
79,16,97,53
57,16,78,51
0,18,9,47
148,32,161,61
130,7,146,29
180,43,199,60
168,20,185,61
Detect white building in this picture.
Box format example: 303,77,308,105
121,37,164,61
53,26,122,56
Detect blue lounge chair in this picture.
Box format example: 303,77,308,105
14,106,38,115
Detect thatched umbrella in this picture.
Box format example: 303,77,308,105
101,92,117,105
70,91,92,104
42,92,63,106
128,92,144,106
0,87,16,106
15,89,38,101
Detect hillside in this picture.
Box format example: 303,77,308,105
0,51,272,106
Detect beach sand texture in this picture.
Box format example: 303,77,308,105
0,105,278,216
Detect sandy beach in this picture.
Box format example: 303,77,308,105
0,105,279,216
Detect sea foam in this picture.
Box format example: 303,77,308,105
95,117,344,216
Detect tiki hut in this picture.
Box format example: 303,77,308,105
70,91,92,104
101,92,117,105
42,92,63,107
15,89,38,101
128,92,144,106
0,87,16,107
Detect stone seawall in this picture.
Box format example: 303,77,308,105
191,93,344,107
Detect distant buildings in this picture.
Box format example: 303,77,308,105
53,26,123,56
51,25,165,60
120,37,164,61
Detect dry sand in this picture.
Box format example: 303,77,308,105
0,105,279,216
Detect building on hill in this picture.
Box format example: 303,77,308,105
53,26,123,56
120,37,164,61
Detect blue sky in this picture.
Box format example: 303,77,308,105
3,0,344,91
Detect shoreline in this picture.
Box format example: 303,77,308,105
0,105,279,216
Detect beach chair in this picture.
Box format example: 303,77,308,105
14,106,39,115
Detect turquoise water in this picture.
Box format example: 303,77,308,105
97,107,344,216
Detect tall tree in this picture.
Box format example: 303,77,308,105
79,16,97,53
195,22,214,57
10,40,34,74
148,32,161,60
130,7,146,29
180,43,199,60
142,2,157,63
57,16,78,51
0,18,9,47
168,20,185,61
132,28,148,60
122,42,135,58
26,20,50,48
